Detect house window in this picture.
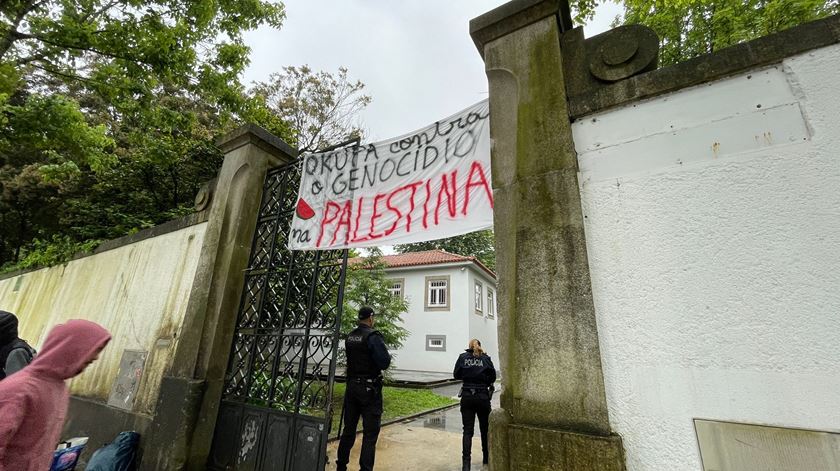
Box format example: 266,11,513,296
426,335,446,351
487,289,495,319
388,278,404,299
474,281,483,314
429,281,447,306
425,276,450,311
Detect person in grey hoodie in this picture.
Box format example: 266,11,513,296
0,311,36,379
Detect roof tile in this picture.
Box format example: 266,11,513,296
349,249,496,278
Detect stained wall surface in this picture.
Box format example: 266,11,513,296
573,43,840,470
0,222,207,414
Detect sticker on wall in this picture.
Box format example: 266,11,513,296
107,349,148,411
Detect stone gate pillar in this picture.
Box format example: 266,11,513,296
470,1,625,469
142,125,296,470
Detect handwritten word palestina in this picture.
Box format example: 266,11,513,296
313,161,492,248
289,100,494,250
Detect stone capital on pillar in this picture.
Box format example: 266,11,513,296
471,1,625,470
470,0,574,58
143,124,296,470
216,123,298,162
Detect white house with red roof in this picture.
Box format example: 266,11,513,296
361,249,499,374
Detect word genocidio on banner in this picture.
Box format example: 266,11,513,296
288,100,493,250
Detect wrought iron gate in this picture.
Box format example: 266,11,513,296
208,159,348,470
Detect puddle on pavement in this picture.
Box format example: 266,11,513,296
405,407,465,434
422,415,446,429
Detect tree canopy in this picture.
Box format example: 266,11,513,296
0,1,375,272
0,0,292,268
574,1,840,67
1,0,284,96
342,248,409,355
252,65,371,153
395,230,496,272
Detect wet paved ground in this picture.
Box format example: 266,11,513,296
326,384,499,470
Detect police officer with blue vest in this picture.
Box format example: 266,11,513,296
454,338,496,470
336,306,391,471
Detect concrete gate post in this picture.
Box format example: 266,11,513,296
470,1,625,469
142,125,297,470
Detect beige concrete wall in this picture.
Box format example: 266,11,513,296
0,222,207,414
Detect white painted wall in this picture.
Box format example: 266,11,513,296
387,263,498,373
573,44,840,471
467,270,499,370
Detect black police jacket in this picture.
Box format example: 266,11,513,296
453,349,496,389
345,324,391,378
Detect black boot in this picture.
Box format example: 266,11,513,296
462,458,470,470
483,454,489,465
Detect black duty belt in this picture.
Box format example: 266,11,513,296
460,385,492,398
349,376,382,384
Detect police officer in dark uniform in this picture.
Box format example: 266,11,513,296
336,306,391,471
454,338,496,470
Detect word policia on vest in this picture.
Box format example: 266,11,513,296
463,357,485,368
288,100,493,250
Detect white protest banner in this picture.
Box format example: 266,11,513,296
288,100,493,250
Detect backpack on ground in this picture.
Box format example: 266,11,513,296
85,431,141,471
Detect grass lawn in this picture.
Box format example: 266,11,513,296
329,383,457,437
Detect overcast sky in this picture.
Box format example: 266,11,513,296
242,1,624,142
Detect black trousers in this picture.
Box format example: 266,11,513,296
460,392,491,462
336,381,383,471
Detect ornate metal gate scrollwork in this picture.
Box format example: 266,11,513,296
209,158,348,471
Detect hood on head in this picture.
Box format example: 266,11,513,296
0,310,18,344
29,319,111,380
